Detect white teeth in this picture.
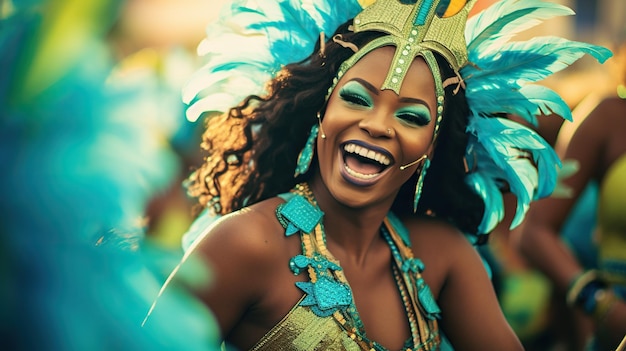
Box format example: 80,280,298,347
343,143,391,166
345,164,379,179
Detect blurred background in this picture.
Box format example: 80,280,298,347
1,0,624,350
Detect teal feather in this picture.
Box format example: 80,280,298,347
463,0,613,128
519,84,572,122
462,36,612,126
465,81,541,125
462,0,612,235
465,83,572,126
465,37,613,84
466,117,561,231
464,172,505,234
183,0,363,122
466,0,573,56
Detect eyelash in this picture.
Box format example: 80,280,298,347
396,112,430,126
339,92,372,107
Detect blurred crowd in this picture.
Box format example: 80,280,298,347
1,0,624,350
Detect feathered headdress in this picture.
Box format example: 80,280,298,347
461,0,611,235
183,0,612,241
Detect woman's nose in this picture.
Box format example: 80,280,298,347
358,109,393,138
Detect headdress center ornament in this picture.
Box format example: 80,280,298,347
338,0,475,95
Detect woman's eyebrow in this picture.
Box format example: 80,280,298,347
399,97,431,110
349,78,379,96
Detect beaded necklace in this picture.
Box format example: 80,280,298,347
277,182,441,351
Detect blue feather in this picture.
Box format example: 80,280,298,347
466,37,613,84
464,172,505,234
465,80,541,125
462,34,611,127
519,84,572,122
466,117,561,230
466,0,573,56
183,0,362,122
464,82,573,126
304,0,363,35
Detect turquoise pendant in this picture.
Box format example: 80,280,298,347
294,124,318,177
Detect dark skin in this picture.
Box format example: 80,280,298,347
186,184,522,350
179,48,522,350
520,96,626,348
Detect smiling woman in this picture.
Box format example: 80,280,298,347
318,48,436,203
156,0,612,350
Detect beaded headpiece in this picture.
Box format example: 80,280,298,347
325,0,475,137
183,0,612,238
338,0,473,91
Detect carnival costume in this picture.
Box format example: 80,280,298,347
179,0,612,349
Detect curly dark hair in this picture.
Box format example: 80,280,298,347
186,21,485,235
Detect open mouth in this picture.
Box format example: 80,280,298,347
341,141,394,182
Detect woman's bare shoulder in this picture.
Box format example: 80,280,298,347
190,197,290,266
174,197,298,338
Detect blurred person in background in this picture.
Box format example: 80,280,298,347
519,22,626,351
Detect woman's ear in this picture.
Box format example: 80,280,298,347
426,140,437,161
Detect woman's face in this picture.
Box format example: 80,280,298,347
316,46,438,208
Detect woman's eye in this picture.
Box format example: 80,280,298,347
338,81,373,108
396,108,431,126
340,92,372,107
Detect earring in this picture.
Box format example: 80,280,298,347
413,157,430,212
317,112,326,139
294,124,319,177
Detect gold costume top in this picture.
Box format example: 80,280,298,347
250,184,441,351
597,154,626,290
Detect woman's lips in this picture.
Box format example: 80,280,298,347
339,140,394,186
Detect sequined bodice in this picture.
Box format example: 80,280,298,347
249,184,441,351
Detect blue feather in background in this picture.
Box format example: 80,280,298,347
1,1,220,349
